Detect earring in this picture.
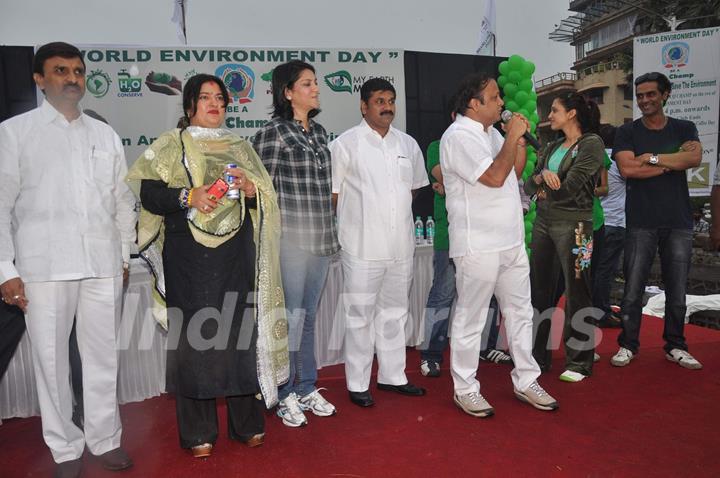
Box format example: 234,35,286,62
286,96,291,100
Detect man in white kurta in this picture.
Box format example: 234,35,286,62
0,43,136,476
331,79,428,407
441,74,557,417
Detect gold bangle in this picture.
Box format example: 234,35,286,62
187,188,194,208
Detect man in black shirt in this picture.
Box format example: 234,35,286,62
610,71,703,369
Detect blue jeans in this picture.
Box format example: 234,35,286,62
420,250,499,363
591,225,625,321
618,228,692,354
278,240,331,400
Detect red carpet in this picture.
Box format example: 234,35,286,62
1,315,719,477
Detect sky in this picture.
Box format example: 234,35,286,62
1,0,576,82
494,0,576,80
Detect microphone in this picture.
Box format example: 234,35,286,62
501,110,541,151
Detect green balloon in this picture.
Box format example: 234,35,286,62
498,61,510,76
518,109,530,119
530,112,540,123
505,100,519,112
514,91,529,105
529,201,537,213
528,91,537,102
523,99,537,112
503,83,518,98
497,75,508,88
530,122,537,134
509,54,525,70
521,61,536,77
519,78,534,92
527,150,537,162
508,71,521,84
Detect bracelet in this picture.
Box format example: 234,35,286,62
187,188,195,208
179,188,190,209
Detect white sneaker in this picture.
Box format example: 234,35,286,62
276,392,308,427
453,392,494,418
559,370,586,382
298,388,337,417
610,347,634,367
666,348,702,370
514,381,559,411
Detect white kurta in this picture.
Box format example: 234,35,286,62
330,120,428,391
0,100,137,463
440,114,540,396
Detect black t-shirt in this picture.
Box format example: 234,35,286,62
612,117,699,229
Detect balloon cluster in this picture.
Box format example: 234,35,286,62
497,54,539,255
523,201,537,257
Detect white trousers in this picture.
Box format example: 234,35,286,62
341,251,413,392
24,277,123,463
450,245,540,395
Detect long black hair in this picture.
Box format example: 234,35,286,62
555,92,600,135
270,60,319,120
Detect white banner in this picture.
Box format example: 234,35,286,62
75,46,406,166
633,27,720,196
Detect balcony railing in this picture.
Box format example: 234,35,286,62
579,61,621,78
535,72,577,89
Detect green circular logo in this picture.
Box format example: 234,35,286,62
87,70,112,98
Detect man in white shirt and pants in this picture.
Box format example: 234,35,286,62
0,42,136,478
331,78,428,407
440,73,557,417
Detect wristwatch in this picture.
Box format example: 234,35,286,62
648,154,659,165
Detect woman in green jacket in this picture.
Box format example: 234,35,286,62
524,93,604,382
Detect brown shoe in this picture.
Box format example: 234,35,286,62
95,447,133,471
244,433,265,448
54,458,82,478
191,443,213,458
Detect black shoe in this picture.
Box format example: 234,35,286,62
377,382,426,396
54,458,82,478
420,360,441,377
349,390,375,407
479,349,514,365
94,447,133,471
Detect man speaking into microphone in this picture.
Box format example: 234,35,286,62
440,73,557,417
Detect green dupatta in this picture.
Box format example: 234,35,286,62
126,126,289,407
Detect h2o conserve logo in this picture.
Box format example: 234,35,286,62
118,67,143,97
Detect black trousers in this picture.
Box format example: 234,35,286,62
0,302,26,380
175,394,265,448
530,215,596,376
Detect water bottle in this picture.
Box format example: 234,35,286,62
425,216,435,246
414,216,425,245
